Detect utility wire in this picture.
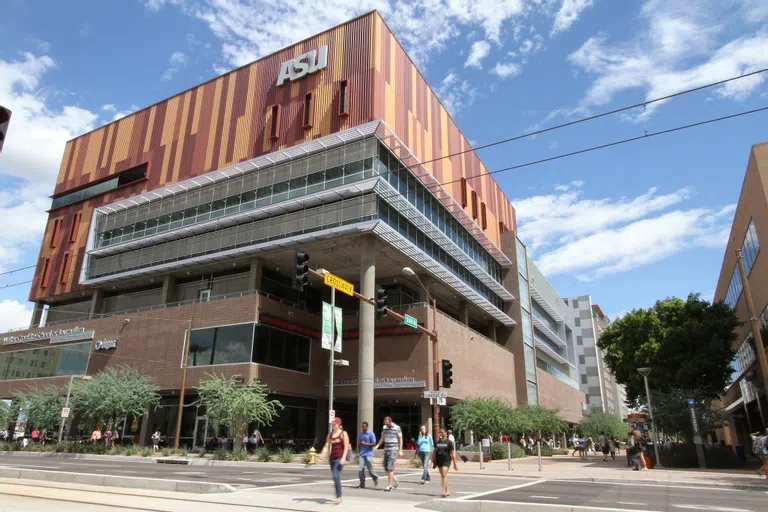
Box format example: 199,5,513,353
0,265,35,277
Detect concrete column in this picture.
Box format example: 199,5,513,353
89,289,104,319
487,320,496,342
249,258,264,291
30,302,44,328
161,275,176,304
459,301,469,325
358,237,376,434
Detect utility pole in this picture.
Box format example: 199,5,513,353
735,249,768,401
174,318,193,449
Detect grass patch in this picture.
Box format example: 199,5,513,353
213,448,231,461
276,448,294,463
408,454,422,468
255,446,273,462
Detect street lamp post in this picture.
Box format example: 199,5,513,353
57,374,92,448
637,367,661,466
403,267,440,441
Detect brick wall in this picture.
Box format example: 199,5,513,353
536,369,585,424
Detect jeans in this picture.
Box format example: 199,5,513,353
330,458,343,498
358,455,378,487
418,451,431,481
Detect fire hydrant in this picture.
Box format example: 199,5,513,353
308,446,317,465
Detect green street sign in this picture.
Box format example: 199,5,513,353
403,314,418,329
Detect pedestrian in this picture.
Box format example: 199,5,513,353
91,428,102,444
416,425,434,484
320,417,349,505
608,437,616,460
751,429,768,479
31,428,40,444
252,428,264,446
599,432,609,461
447,430,455,445
628,431,648,471
152,430,161,451
431,428,458,497
373,416,403,492
104,428,113,449
356,421,379,488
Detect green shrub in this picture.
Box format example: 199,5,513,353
213,447,231,461
111,446,126,456
160,447,173,457
540,444,553,457
552,448,569,456
408,454,422,468
255,446,272,462
276,448,294,463
177,447,188,457
141,447,153,457
0,441,20,451
230,450,247,461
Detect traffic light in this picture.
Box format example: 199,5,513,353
293,249,309,290
0,106,11,154
375,286,388,319
441,359,453,388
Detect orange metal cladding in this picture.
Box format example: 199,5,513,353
31,10,516,303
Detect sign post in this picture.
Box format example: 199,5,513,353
688,399,707,469
60,407,70,418
322,288,343,433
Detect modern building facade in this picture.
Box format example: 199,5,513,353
2,11,583,447
567,296,626,417
713,141,768,449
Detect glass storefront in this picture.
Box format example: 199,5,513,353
0,342,91,381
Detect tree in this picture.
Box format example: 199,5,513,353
579,412,626,440
195,374,283,451
451,396,512,440
70,365,161,431
0,400,11,430
652,389,729,441
597,294,739,404
518,404,567,437
14,385,65,433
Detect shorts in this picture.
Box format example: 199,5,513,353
383,450,398,471
435,455,451,468
602,445,610,455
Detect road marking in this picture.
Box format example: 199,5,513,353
618,502,647,506
549,479,741,492
457,479,547,501
237,471,422,491
458,500,664,512
672,506,752,512
3,465,61,470
530,495,559,499
171,471,207,475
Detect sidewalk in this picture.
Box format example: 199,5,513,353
446,454,768,489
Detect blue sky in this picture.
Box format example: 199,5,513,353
0,0,767,330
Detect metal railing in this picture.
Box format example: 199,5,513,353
537,359,581,390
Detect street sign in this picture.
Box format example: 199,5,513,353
437,397,446,406
321,302,342,353
423,390,448,399
61,407,70,419
323,272,354,296
329,409,335,423
403,314,418,329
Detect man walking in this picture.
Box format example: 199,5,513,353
357,421,379,488
374,416,403,492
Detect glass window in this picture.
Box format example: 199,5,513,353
188,328,215,366
519,275,530,312
212,323,254,365
253,325,310,373
527,381,538,405
0,342,90,381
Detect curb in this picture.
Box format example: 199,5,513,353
417,499,655,512
0,452,157,463
0,467,236,494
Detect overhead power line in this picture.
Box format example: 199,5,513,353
0,264,36,277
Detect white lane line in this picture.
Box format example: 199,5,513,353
457,479,547,501
462,500,664,512
530,495,559,499
672,506,752,512
171,471,207,475
617,502,647,506
549,479,741,492
3,465,62,470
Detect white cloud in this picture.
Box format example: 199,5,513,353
161,51,189,81
148,0,537,69
552,0,594,36
435,73,477,116
0,300,33,334
514,184,696,251
0,53,98,272
465,40,491,69
535,205,734,277
491,61,521,78
567,0,768,117
514,182,734,279
101,104,116,112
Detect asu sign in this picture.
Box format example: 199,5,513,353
277,46,328,86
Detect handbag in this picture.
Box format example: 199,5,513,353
346,448,355,463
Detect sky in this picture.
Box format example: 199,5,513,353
0,0,767,331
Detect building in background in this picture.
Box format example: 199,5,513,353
0,11,587,447
567,296,626,417
713,141,768,449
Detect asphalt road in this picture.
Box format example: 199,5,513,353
0,453,766,511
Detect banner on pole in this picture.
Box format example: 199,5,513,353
322,301,342,353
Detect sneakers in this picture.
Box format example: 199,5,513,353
640,467,648,471
420,479,425,485
384,486,392,492
373,478,379,487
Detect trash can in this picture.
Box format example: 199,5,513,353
643,441,655,469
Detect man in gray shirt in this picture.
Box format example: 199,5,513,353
374,416,403,491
